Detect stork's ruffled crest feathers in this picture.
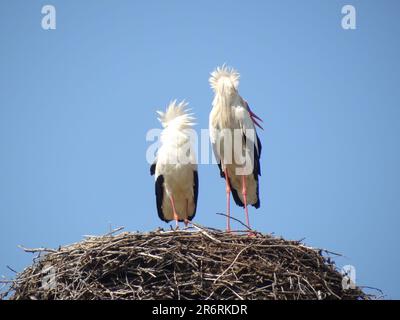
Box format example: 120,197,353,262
156,100,195,129
209,64,240,93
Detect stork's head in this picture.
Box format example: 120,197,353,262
209,64,240,97
156,100,195,130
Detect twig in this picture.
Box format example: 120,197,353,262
216,213,253,231
17,245,57,253
214,246,250,284
190,223,222,243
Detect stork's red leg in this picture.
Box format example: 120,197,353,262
242,175,251,231
169,196,179,228
184,199,189,227
224,168,231,232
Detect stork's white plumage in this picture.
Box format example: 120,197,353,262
209,65,262,232
150,100,199,226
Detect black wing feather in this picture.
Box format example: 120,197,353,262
231,187,245,207
217,162,224,177
252,133,261,208
188,170,199,221
155,175,169,222
150,162,156,176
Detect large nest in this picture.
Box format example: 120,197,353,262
2,225,369,300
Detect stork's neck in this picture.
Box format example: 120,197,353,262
212,91,239,129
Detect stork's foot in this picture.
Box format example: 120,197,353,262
170,223,180,231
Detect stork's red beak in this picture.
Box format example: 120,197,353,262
247,106,264,130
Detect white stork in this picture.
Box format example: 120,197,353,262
150,100,199,227
209,65,262,232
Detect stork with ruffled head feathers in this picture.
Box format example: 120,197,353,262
150,100,199,227
209,65,263,232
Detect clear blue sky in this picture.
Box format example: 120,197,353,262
1,0,399,299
